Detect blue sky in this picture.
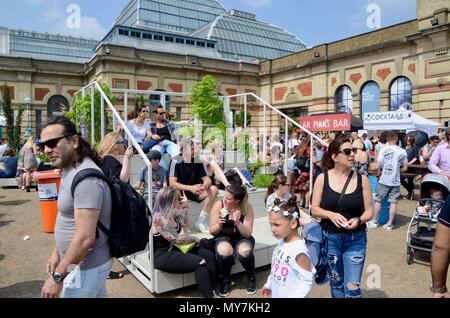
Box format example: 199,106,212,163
1,0,416,46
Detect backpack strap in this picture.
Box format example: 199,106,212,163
335,170,354,211
71,168,112,237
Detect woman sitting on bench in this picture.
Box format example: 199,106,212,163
0,148,18,179
209,185,256,297
152,187,217,298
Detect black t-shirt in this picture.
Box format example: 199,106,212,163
156,125,171,142
101,155,122,180
438,197,450,228
169,155,207,186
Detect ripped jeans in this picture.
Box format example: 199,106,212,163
324,229,367,298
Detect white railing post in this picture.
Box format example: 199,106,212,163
101,95,105,139
161,94,166,110
90,85,95,146
244,95,247,132
284,119,288,175
124,91,128,123
263,102,267,165
309,134,314,210
147,164,154,293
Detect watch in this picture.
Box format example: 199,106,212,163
429,284,447,294
52,272,66,283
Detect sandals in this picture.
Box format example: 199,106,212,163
107,271,124,279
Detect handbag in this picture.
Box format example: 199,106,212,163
172,241,197,254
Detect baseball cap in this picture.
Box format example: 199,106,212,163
147,150,162,161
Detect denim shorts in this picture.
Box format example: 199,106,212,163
375,183,400,204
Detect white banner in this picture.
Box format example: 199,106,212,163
363,111,413,125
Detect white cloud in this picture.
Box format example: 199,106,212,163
19,0,106,40
239,0,272,8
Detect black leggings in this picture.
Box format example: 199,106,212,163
215,236,256,281
154,247,216,298
401,176,415,195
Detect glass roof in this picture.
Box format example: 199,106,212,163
190,11,307,61
114,0,226,34
7,28,97,63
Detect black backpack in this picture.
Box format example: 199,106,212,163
71,168,151,258
295,155,310,172
219,169,243,190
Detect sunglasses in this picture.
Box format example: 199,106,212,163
116,140,127,146
39,135,70,151
338,148,358,156
158,112,166,115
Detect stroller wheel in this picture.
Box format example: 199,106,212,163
406,247,414,265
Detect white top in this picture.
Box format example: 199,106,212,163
126,120,151,144
377,145,408,187
288,139,300,150
264,239,316,298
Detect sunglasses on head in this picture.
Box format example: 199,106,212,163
338,148,358,156
38,135,71,151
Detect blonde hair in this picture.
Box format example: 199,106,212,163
97,132,123,158
23,136,35,149
352,138,364,150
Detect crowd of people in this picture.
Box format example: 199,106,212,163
3,110,447,299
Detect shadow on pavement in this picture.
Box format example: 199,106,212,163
363,289,389,298
395,213,414,228
0,200,31,206
0,214,14,228
0,254,4,262
0,280,45,298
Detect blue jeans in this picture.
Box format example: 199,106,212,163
62,259,113,298
324,229,367,298
141,140,159,153
152,140,180,168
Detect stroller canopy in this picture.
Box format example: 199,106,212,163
420,174,450,200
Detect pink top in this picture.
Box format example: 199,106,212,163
429,142,450,176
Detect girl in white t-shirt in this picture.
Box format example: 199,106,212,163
262,198,316,298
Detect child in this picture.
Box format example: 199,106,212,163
134,150,167,204
262,198,316,298
418,187,445,219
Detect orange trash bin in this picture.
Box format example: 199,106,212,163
33,170,62,233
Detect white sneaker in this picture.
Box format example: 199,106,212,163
366,221,378,228
383,224,393,231
195,222,210,234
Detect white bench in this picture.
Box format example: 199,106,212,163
119,187,277,294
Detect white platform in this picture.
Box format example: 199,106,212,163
119,186,275,295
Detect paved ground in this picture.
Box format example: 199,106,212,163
0,187,447,298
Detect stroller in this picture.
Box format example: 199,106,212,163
406,174,450,265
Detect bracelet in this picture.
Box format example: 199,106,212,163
355,217,361,226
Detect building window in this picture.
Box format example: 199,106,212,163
361,81,380,119
149,89,171,112
176,38,185,44
130,31,141,38
112,79,130,89
335,85,353,114
196,41,206,47
165,36,174,42
186,39,195,46
390,76,412,111
143,33,152,39
35,110,42,138
118,29,129,36
207,43,215,48
154,35,163,41
176,107,182,121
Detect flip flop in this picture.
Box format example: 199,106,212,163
107,271,124,279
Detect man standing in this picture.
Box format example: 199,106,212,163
429,128,450,178
362,133,372,154
430,196,450,298
367,132,408,231
148,105,179,169
169,138,218,234
40,116,112,298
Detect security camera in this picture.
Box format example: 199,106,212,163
105,47,111,54
431,18,439,26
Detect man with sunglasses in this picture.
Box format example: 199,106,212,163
40,116,112,298
148,105,179,169
367,132,408,231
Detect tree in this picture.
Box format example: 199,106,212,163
234,109,252,128
1,83,14,147
66,82,117,146
191,75,223,125
13,105,24,149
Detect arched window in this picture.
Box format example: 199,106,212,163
335,85,353,114
390,76,412,111
47,95,69,119
361,81,380,118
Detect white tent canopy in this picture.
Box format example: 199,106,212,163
363,110,440,136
